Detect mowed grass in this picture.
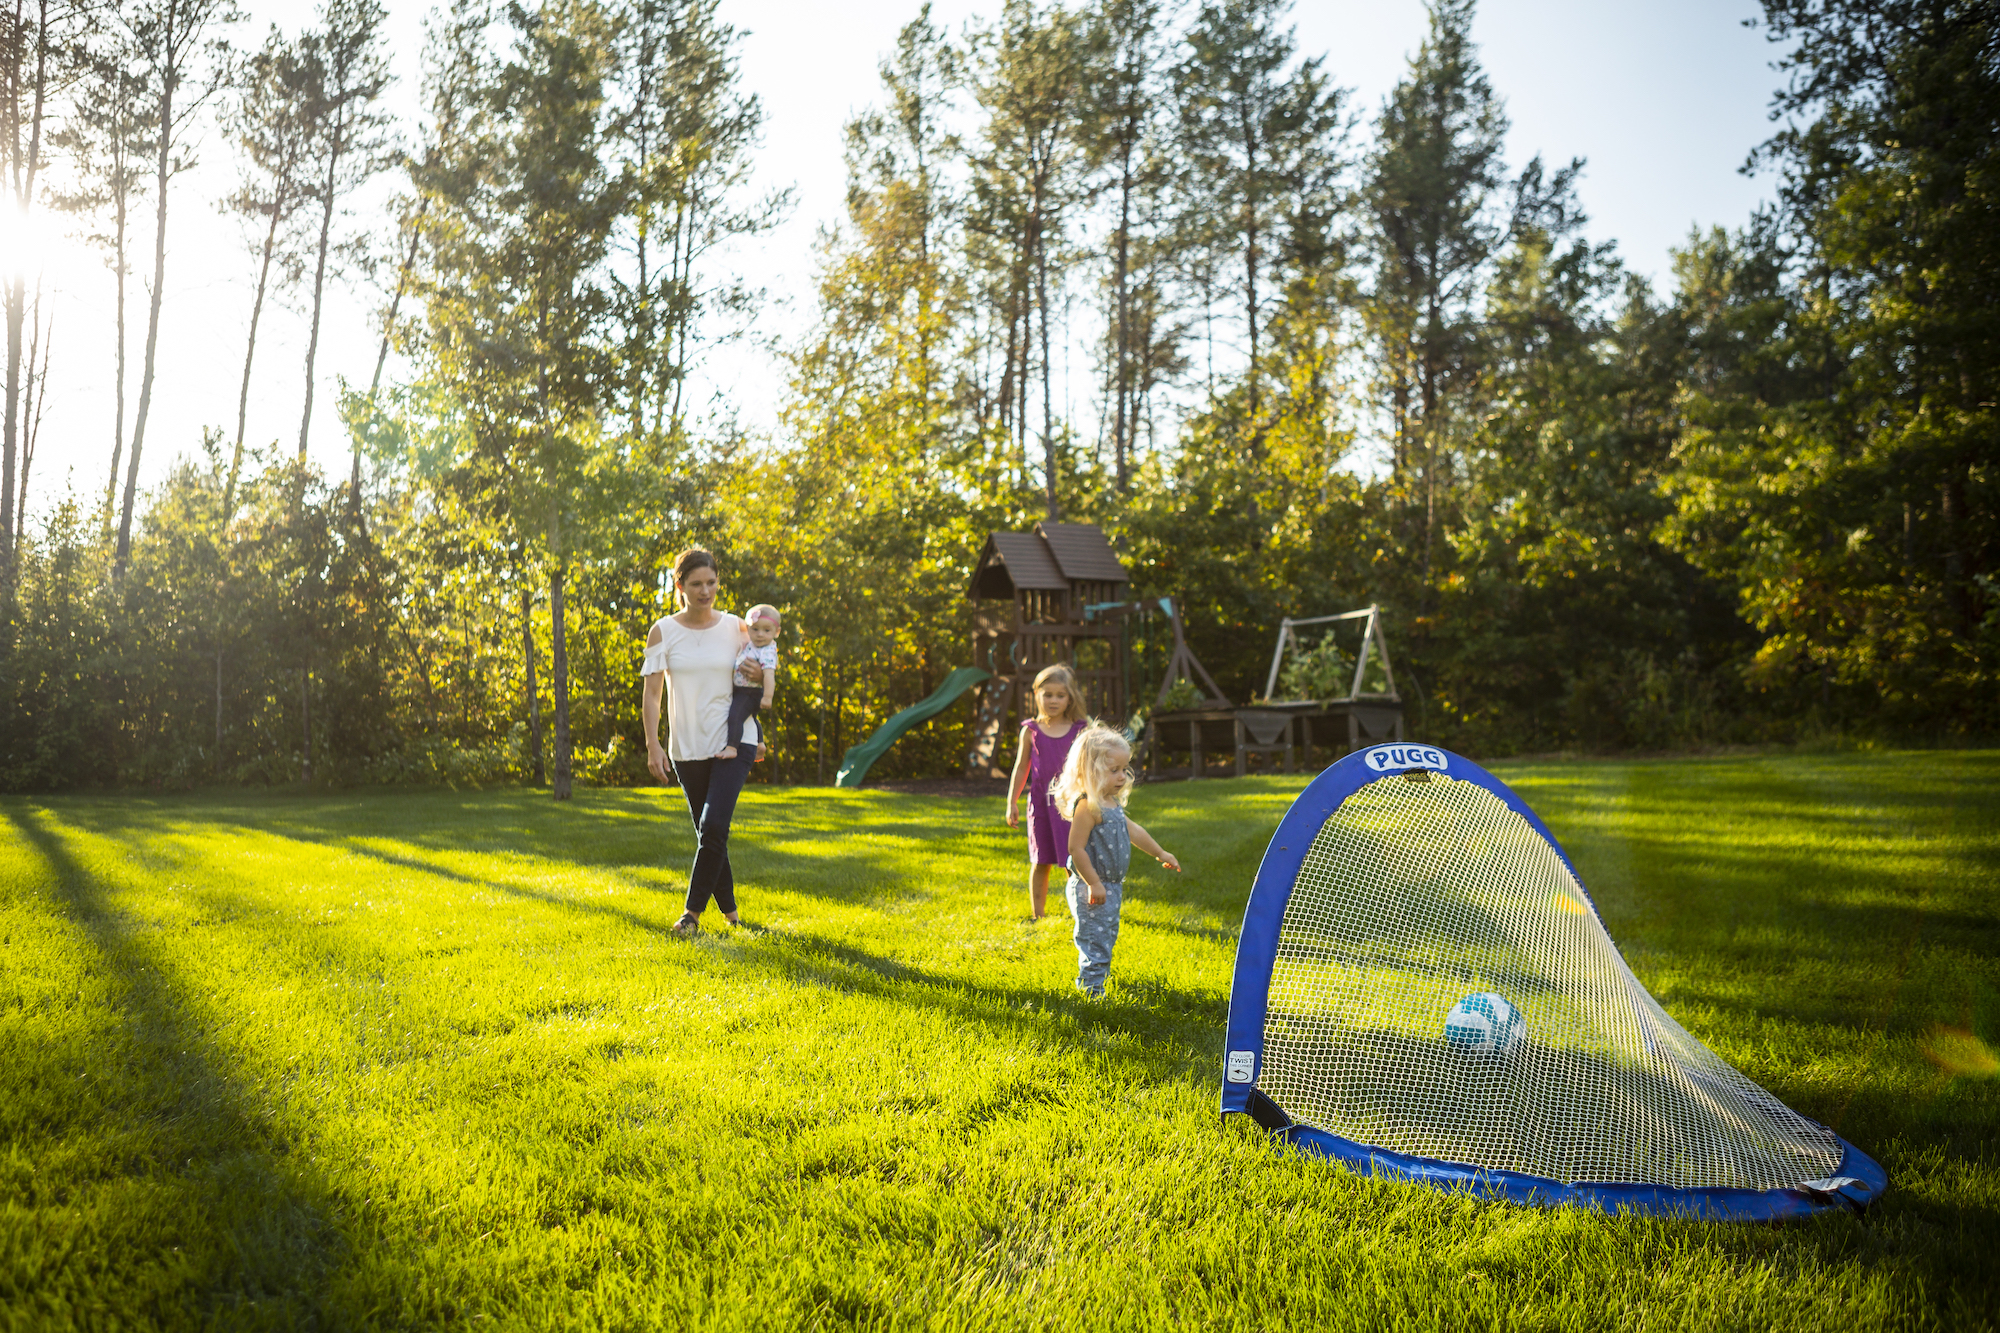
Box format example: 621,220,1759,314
1,752,1996,1331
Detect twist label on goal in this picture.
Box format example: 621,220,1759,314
1363,744,1450,773
1226,1050,1256,1083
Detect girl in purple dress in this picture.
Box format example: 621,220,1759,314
1005,664,1088,920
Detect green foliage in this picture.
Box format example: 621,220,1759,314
6,0,1990,796
1,753,1994,1323
1276,631,1349,702
1650,2,1998,735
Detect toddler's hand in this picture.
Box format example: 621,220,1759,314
1005,804,1019,828
1088,887,1105,906
1160,851,1181,872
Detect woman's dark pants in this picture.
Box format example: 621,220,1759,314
670,747,756,916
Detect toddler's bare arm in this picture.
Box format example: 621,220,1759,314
1127,817,1181,872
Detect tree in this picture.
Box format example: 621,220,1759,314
971,0,1086,519
1082,0,1173,491
417,0,621,800
1362,0,1506,581
116,0,239,580
48,15,152,531
220,24,316,518
12,278,50,536
1175,0,1343,430
294,0,392,472
3,0,93,581
607,0,786,441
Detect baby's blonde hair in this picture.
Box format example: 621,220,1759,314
1052,722,1133,818
1031,663,1088,724
745,604,781,629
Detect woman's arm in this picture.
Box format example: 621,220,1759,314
644,624,669,781
1126,817,1181,873
1068,802,1107,903
1005,725,1031,827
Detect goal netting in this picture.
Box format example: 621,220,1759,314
1221,745,1885,1218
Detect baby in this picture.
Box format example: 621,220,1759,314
718,604,780,761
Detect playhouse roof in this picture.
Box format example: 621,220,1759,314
1038,522,1129,584
969,523,1128,599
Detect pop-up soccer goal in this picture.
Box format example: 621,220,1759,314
1221,744,1885,1219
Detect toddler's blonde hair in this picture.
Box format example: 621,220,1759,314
1030,663,1089,724
745,604,781,629
1052,722,1133,818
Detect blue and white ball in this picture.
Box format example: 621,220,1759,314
1444,992,1525,1056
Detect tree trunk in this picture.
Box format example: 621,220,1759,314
522,586,543,784
1241,109,1260,427
369,212,423,398
108,175,129,526
1036,207,1057,521
118,41,178,581
298,119,344,458
228,199,288,520
1942,469,1967,629
214,649,224,774
550,558,572,800
301,666,313,786
4,270,20,575
358,204,426,529
1112,139,1133,493
632,212,649,438
19,295,50,537
2,0,53,580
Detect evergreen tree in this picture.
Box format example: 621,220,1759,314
1175,0,1343,432
293,0,393,480
1362,0,1505,580
607,0,786,441
220,25,317,518
1661,0,1998,729
116,0,240,580
970,0,1086,517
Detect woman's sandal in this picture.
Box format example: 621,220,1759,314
671,913,700,938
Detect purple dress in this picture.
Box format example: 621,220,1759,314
1024,721,1081,867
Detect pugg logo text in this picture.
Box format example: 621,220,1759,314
1363,745,1450,772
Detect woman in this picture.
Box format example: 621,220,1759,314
643,548,765,937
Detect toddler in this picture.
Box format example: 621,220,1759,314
1052,723,1180,997
717,604,780,761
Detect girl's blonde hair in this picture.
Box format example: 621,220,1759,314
1052,722,1133,818
1030,664,1089,724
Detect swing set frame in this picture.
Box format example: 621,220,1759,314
1262,604,1400,704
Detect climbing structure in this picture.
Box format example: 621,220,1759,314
964,522,1130,775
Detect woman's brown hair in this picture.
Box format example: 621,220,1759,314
670,547,717,606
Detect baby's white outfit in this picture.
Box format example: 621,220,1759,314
735,640,778,687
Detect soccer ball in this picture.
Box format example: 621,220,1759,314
1445,992,1525,1056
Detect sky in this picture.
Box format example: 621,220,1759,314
13,0,1790,527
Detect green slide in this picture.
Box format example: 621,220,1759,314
835,666,993,788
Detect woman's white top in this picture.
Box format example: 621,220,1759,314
642,613,759,761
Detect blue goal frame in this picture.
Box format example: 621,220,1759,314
1220,743,1887,1220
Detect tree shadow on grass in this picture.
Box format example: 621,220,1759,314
10,802,1232,1098
704,928,1227,1084
55,789,993,913
1,805,352,1325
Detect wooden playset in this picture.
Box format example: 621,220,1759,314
956,520,1406,779
963,522,1131,776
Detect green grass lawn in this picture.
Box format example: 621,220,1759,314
2,751,1996,1330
